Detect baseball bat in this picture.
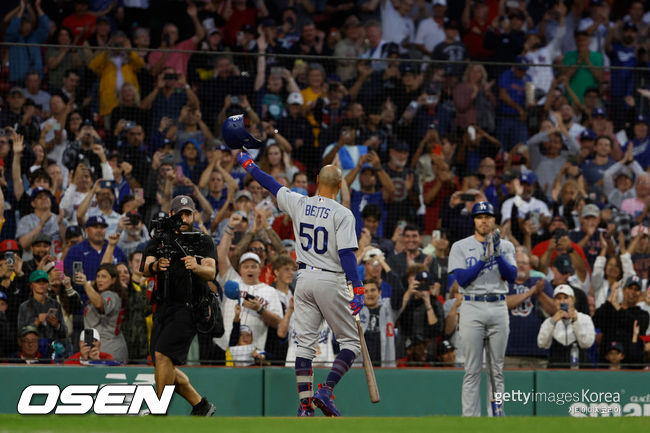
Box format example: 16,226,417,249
484,336,504,416
349,285,381,403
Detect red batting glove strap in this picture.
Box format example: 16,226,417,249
241,158,253,170
353,286,365,295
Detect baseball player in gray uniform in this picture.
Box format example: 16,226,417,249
448,201,517,417
235,151,364,418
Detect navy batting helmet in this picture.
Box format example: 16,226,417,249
221,115,263,150
471,201,495,217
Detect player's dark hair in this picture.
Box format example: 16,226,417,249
361,204,382,221
403,224,420,234
271,254,296,272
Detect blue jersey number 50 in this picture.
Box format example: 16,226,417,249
299,223,328,254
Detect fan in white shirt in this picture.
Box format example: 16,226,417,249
216,214,284,352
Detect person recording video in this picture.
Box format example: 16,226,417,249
142,195,218,416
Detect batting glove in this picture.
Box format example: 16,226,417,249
349,286,365,316
492,229,501,256
237,151,256,173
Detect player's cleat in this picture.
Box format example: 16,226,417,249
190,398,216,416
312,384,341,417
297,404,315,417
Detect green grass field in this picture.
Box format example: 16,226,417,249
0,415,644,433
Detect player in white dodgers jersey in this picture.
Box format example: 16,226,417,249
448,201,517,417
236,151,364,417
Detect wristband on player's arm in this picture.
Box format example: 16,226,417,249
238,152,282,196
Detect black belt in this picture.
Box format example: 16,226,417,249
298,263,341,273
464,294,506,302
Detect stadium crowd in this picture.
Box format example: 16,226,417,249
0,0,649,368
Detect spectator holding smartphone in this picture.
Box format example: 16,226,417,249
76,179,121,235
75,264,128,363
65,328,114,365
17,270,68,353
537,285,595,368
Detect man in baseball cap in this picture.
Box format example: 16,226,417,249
23,233,53,278
141,191,219,416
64,215,126,301
604,341,625,370
16,186,59,251
594,274,649,367
568,204,602,268
170,195,196,232
548,255,589,314
65,328,115,365
216,210,284,369
537,283,595,367
10,325,45,364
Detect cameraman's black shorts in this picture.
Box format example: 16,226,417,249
150,303,197,366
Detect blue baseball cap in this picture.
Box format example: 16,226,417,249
0,290,7,301
580,129,597,141
514,55,530,70
592,107,607,118
30,187,54,202
635,114,648,125
393,140,409,151
85,215,108,228
624,275,642,289
607,341,624,354
520,171,537,185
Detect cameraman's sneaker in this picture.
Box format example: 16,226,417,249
312,384,340,417
297,404,314,417
190,398,216,416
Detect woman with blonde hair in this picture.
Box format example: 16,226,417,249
453,63,496,132
109,83,149,137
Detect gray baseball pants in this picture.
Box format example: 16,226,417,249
459,300,509,417
293,269,361,360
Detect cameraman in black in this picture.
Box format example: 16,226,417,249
142,195,217,416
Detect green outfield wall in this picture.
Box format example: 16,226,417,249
0,366,647,416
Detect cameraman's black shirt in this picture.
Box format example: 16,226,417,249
145,229,217,305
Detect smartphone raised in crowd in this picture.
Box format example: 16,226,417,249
83,329,95,347
73,261,83,276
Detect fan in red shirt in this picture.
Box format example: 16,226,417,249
65,328,114,365
223,0,267,47
461,0,495,60
62,0,97,44
532,226,591,278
